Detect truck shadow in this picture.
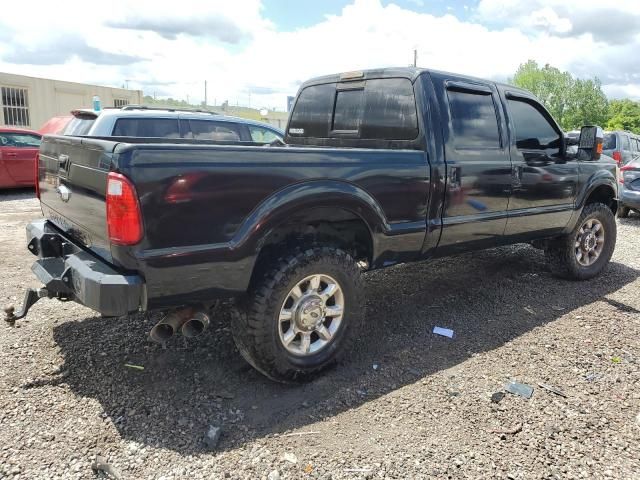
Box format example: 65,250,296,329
49,244,639,454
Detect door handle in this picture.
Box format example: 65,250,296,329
6,153,17,157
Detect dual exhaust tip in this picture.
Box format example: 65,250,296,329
150,308,210,343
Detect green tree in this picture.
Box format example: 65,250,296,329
606,99,640,134
511,60,609,131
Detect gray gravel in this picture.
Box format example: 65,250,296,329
1,189,639,479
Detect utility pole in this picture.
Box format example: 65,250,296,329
413,49,417,68
204,80,207,107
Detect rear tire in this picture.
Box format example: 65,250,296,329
618,206,630,218
545,203,616,280
231,247,365,382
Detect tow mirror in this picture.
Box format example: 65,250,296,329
578,125,604,161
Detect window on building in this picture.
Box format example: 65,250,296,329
114,98,129,108
447,89,501,149
1,86,30,127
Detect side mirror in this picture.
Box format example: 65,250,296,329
578,125,604,161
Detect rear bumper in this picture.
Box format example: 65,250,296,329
26,220,145,316
620,188,640,210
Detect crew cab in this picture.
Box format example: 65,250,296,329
7,67,618,382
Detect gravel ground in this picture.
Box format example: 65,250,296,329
1,189,639,479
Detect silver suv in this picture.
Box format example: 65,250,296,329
602,130,640,166
62,106,284,143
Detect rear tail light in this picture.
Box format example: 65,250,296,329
542,173,553,182
612,151,622,164
34,153,40,199
620,165,634,172
106,172,143,245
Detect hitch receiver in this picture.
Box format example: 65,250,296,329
4,288,50,326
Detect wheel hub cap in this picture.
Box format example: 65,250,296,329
296,297,325,330
575,218,605,267
277,274,345,356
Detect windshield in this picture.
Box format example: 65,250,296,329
603,133,616,150
63,116,96,135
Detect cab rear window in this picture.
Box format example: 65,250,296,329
288,78,418,141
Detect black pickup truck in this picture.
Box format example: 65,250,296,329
8,67,618,382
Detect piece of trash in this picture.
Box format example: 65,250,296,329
491,392,505,403
505,381,534,399
204,425,222,450
433,326,454,338
585,373,600,382
282,431,319,438
344,468,373,473
551,306,565,311
124,363,144,371
282,452,298,464
524,306,536,315
356,389,367,396
267,470,281,480
215,391,235,399
490,424,522,435
612,356,622,364
372,363,379,370
91,455,122,480
304,463,313,474
538,383,568,398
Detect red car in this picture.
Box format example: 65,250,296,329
0,127,41,189
38,115,72,135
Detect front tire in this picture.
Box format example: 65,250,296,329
545,203,616,280
231,247,365,382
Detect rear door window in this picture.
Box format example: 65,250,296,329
447,89,501,149
603,134,616,150
288,83,336,138
113,118,180,138
332,89,364,132
248,126,282,143
621,134,631,151
188,120,243,141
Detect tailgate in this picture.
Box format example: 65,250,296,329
38,135,119,262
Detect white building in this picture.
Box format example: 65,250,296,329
0,72,142,130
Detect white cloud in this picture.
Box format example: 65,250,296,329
1,0,639,112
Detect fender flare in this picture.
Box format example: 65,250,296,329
230,179,390,256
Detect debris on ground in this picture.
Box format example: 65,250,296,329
204,425,222,450
282,452,298,464
282,431,319,438
123,363,144,371
304,463,313,473
612,356,622,364
538,383,568,398
491,391,506,403
505,381,534,399
91,455,122,479
524,306,536,315
267,469,281,480
490,424,523,435
372,363,379,370
433,326,454,338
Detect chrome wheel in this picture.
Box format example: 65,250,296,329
575,218,605,266
278,274,344,356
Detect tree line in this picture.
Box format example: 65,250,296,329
511,60,640,134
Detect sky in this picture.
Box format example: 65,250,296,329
1,0,639,111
